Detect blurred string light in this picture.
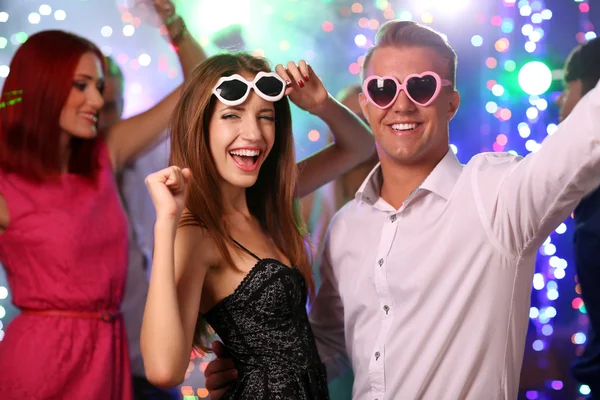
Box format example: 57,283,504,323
39,5,51,16
28,13,41,24
518,0,561,386
482,1,586,397
575,0,593,44
54,9,66,21
101,26,113,37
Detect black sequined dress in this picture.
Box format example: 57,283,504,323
203,240,329,399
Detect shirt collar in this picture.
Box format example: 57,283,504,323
355,148,463,205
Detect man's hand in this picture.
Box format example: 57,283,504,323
204,342,238,399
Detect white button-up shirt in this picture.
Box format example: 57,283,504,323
309,81,600,400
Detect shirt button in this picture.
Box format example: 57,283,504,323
383,305,390,314
378,258,384,266
390,214,396,222
375,351,380,360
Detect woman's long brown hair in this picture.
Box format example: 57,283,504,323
169,53,313,351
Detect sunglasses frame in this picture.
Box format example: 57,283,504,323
363,71,453,109
212,71,287,106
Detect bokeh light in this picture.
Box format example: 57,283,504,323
518,61,552,95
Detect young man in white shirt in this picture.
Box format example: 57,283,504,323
204,20,600,400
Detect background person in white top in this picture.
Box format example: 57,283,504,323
204,20,600,399
99,1,206,398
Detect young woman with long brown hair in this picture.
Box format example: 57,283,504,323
141,53,374,399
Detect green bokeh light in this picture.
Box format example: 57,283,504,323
15,32,28,44
504,60,516,72
580,385,591,396
376,0,389,10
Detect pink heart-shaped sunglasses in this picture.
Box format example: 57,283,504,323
363,71,452,109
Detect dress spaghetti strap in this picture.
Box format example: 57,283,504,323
230,238,261,261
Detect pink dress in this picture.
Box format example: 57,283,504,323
0,140,132,399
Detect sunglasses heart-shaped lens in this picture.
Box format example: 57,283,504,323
216,79,248,101
366,78,398,108
406,75,438,104
255,76,285,97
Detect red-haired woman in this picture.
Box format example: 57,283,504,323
0,28,195,399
